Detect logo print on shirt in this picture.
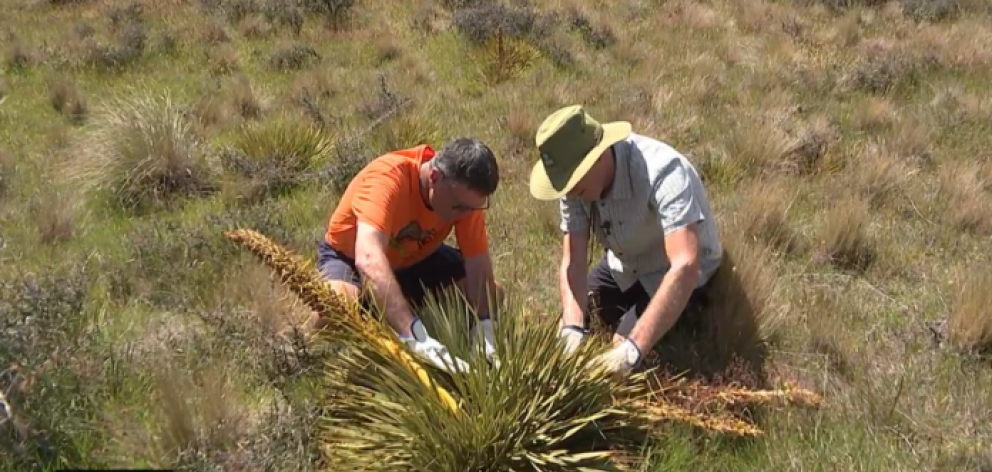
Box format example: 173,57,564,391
388,221,438,259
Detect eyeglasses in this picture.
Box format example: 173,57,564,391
453,198,489,212
442,177,489,212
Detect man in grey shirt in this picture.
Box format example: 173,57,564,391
529,105,724,378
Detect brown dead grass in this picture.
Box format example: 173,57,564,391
800,285,857,383
46,73,88,125
812,195,876,273
946,265,992,356
735,177,803,256
226,74,269,121
852,96,898,132
848,139,913,209
706,236,786,371
936,159,992,235
32,188,78,245
207,44,241,75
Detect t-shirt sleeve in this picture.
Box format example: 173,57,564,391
652,160,705,235
559,196,590,234
351,167,406,235
454,210,489,259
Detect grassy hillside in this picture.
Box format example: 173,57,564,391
2,0,992,470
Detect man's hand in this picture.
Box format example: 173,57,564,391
401,317,471,373
559,325,587,355
472,318,500,367
595,337,642,379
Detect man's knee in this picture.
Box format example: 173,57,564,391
314,241,366,319
328,280,362,301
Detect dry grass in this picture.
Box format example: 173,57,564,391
936,159,992,235
812,195,877,273
946,265,992,356
3,0,992,470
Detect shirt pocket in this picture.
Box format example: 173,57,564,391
619,205,654,258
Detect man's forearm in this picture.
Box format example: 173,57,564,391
560,262,588,327
357,254,417,337
463,269,497,320
627,265,697,352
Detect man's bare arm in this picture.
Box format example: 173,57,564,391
627,223,701,353
463,252,498,319
560,231,590,328
354,221,417,337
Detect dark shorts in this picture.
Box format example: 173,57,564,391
317,239,467,309
586,255,711,333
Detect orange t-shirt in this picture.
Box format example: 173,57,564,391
325,145,489,270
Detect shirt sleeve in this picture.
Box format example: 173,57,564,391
559,196,590,234
454,210,489,259
351,167,407,235
652,159,705,235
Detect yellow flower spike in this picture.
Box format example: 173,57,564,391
222,228,461,414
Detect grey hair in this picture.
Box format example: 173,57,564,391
430,137,500,195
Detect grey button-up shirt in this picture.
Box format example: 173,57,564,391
560,133,723,295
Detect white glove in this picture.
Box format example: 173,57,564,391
595,337,642,378
559,325,587,355
399,318,471,373
472,318,500,368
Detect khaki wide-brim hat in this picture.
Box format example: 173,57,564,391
529,105,632,201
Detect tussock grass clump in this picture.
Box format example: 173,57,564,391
936,159,992,235
225,228,824,471
269,43,320,71
946,265,992,357
841,40,937,96
207,44,241,75
735,178,802,255
80,15,148,71
64,90,220,214
220,117,334,201
849,140,912,209
31,188,78,245
812,196,876,272
46,73,88,125
5,42,34,71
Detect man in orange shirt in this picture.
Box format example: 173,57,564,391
316,137,502,372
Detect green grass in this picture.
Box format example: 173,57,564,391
3,0,992,470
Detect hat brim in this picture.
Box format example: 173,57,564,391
529,121,632,201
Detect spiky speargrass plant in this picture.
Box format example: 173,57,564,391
220,117,335,200
224,228,824,471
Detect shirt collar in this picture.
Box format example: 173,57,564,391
603,139,633,201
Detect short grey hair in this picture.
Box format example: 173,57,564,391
431,137,500,196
